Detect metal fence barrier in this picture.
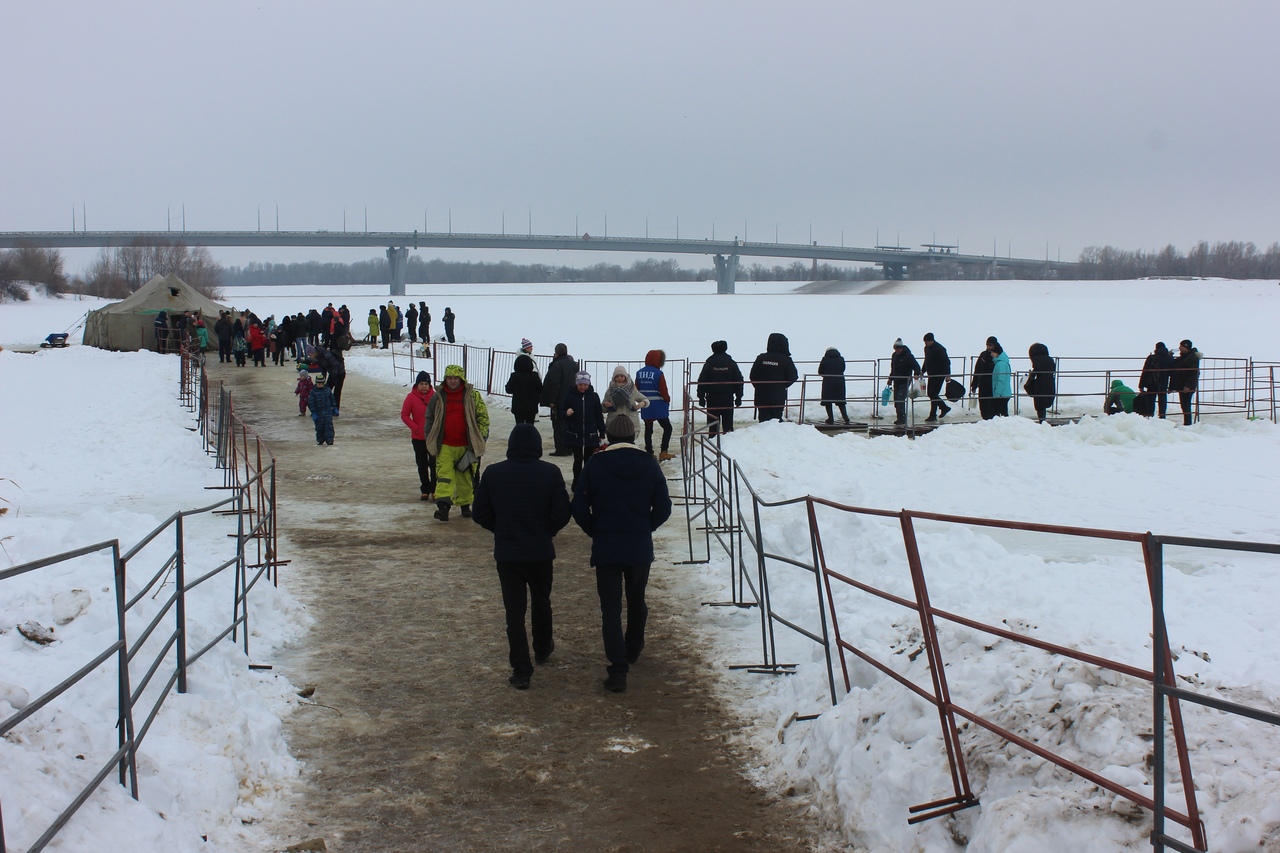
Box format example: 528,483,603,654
0,344,284,853
677,418,1279,852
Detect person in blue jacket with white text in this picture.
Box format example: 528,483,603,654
635,349,674,460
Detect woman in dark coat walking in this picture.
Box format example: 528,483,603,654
378,306,391,349
505,354,543,425
1024,342,1056,422
971,348,995,420
818,347,849,424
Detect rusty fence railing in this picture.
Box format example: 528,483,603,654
677,417,1279,851
1,346,285,853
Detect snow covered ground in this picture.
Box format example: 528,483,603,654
2,278,1278,851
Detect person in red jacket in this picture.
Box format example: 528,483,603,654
401,371,437,501
248,321,268,367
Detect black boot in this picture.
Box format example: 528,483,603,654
434,501,450,522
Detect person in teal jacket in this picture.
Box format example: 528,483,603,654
1105,379,1137,415
988,336,1012,417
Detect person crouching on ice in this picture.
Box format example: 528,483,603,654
424,364,490,521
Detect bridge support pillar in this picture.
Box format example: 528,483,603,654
713,253,739,294
882,261,907,281
386,246,408,296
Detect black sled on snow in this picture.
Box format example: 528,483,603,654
40,333,69,348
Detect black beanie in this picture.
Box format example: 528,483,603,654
923,332,935,342
711,340,728,353
1180,339,1194,350
986,336,999,346
416,371,431,385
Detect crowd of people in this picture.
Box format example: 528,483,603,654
187,314,1206,694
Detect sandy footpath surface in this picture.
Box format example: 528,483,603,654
211,359,822,852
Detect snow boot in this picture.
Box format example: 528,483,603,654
434,501,450,522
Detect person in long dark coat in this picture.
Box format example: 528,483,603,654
418,303,430,341
971,348,995,420
306,309,323,346
1024,342,1057,422
818,347,849,424
443,307,456,343
406,303,419,344
1139,341,1175,419
539,343,579,456
1170,339,1201,425
505,354,543,425
471,423,572,690
749,332,798,422
696,340,745,435
921,333,952,422
378,306,391,349
214,312,234,363
887,338,922,425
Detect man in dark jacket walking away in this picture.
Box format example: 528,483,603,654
697,340,744,435
749,333,798,422
1171,339,1201,425
472,424,572,690
1140,341,1175,419
887,338,922,426
571,417,672,694
540,343,579,456
921,333,952,422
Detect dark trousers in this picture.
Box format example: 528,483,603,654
643,418,672,453
892,380,910,424
571,444,597,490
1179,391,1195,425
595,562,650,675
380,329,390,348
823,402,849,423
411,438,436,495
329,374,345,410
926,377,949,418
497,560,553,677
1156,392,1169,419
550,410,567,453
706,403,735,435
757,405,784,422
445,327,455,343
992,397,1010,417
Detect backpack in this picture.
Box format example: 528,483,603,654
334,333,352,352
945,378,965,402
1132,392,1155,417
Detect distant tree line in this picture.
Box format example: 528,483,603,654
70,242,223,299
0,247,69,301
220,256,885,285
1076,241,1280,280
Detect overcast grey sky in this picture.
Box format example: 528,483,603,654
3,1,1277,273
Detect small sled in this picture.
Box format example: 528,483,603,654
40,333,69,349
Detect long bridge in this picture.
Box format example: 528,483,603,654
0,229,1073,294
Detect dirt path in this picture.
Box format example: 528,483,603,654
211,360,822,852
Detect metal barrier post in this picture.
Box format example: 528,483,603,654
176,515,188,694
113,543,140,798
898,513,975,818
